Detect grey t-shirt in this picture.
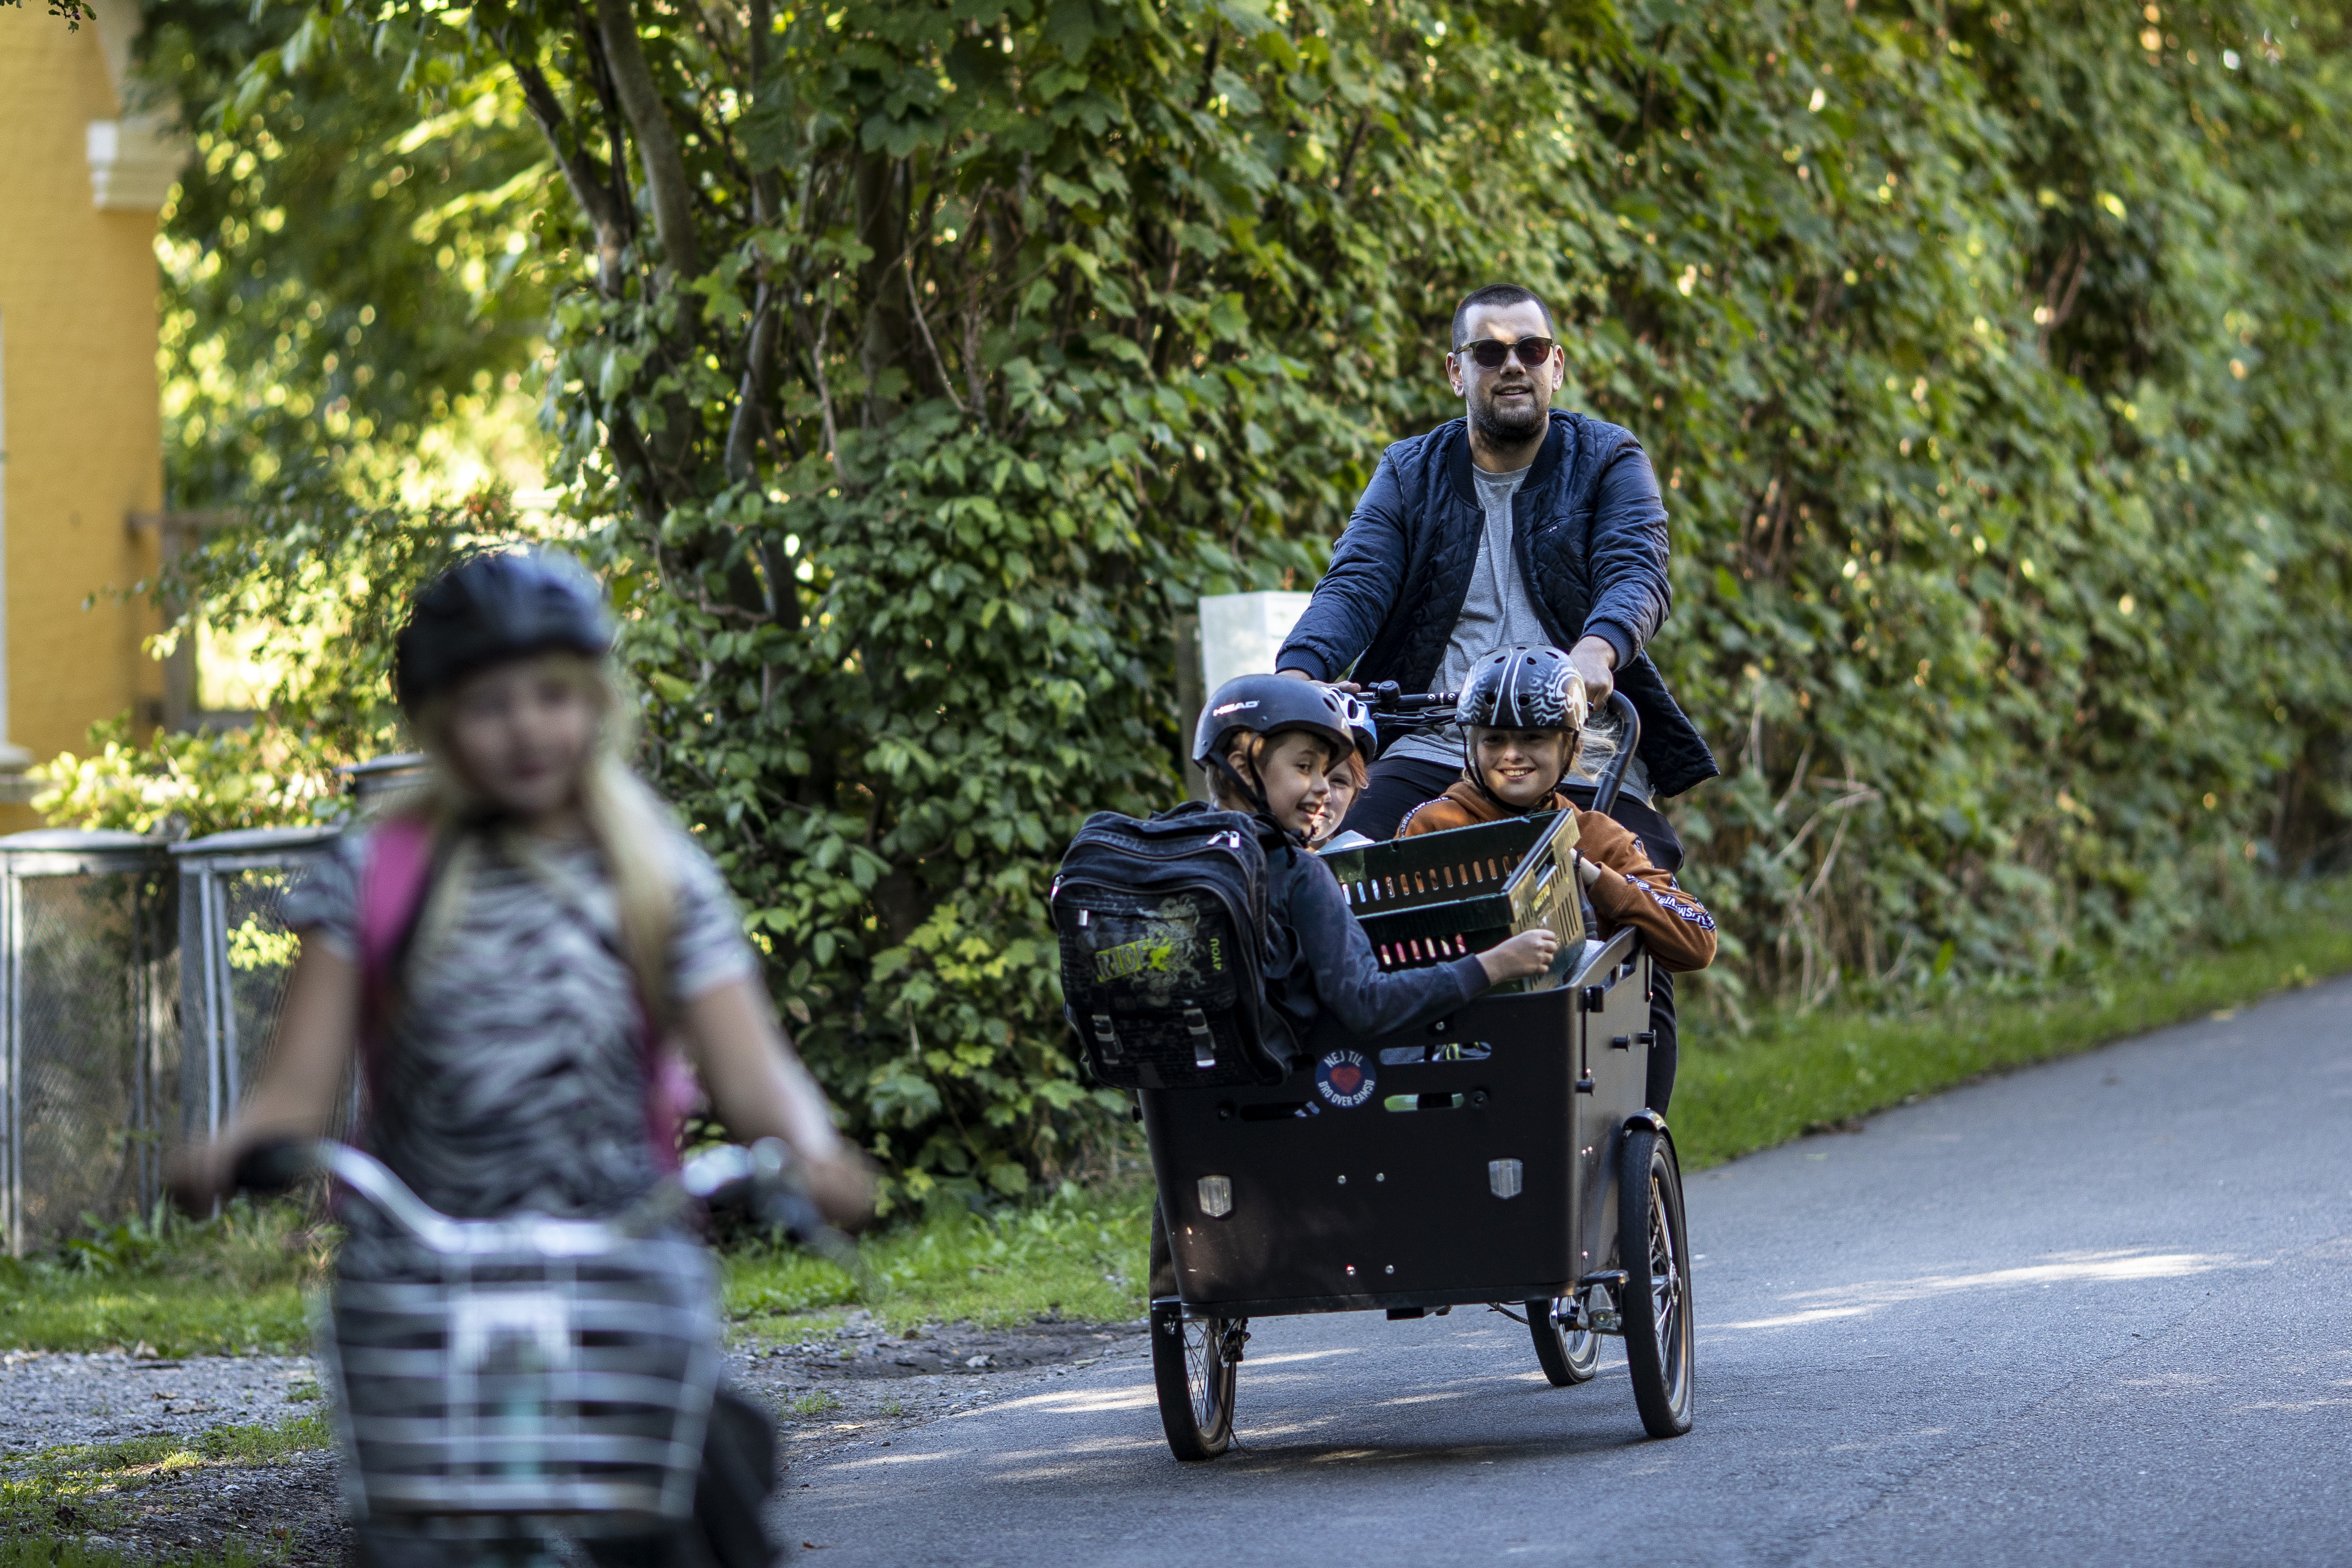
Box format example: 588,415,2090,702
284,823,758,1229
1384,462,1651,802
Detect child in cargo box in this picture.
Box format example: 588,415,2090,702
1398,645,1718,975
1195,675,1557,1056
1305,692,1376,851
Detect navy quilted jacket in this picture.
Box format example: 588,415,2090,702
1276,410,1719,800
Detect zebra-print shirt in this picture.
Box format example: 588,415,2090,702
284,824,757,1230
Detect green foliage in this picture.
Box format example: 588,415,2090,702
1595,0,2352,1013
141,0,553,504
35,719,337,838
94,0,2352,1193
1677,876,2352,1168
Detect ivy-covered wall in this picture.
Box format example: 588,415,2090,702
44,0,2352,1196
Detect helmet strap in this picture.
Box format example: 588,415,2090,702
1210,743,1307,848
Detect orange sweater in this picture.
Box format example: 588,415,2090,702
1397,781,1718,971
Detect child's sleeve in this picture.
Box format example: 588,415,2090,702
1285,853,1489,1036
1579,812,1718,971
279,833,366,959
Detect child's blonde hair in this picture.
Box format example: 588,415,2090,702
398,652,683,1014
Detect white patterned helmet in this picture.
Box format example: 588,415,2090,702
1454,645,1588,732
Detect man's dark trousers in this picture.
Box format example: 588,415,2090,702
1341,754,1682,1116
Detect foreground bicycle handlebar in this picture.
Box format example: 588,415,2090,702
231,1136,846,1541
232,1135,836,1252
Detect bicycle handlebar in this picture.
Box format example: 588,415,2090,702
1361,681,1458,716
1351,684,1643,817
230,1136,833,1255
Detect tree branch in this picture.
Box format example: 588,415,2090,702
592,0,702,278
484,22,630,295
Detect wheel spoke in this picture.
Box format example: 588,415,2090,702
1649,1173,1678,1342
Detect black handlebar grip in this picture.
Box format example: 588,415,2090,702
231,1139,312,1198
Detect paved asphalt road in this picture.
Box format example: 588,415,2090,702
791,977,2352,1566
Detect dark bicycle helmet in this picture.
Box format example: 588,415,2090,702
393,550,614,709
1193,675,1352,835
1193,675,1352,765
1338,693,1379,760
1454,645,1587,732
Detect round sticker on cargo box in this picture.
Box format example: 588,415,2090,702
1315,1049,1376,1109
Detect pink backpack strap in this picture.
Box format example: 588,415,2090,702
353,815,437,1105
357,816,438,989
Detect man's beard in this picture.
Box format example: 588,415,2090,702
1469,379,1549,446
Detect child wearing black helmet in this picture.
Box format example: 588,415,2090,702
171,549,868,1567
1400,646,1718,974
1197,674,1558,1050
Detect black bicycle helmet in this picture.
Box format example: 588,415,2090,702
1338,693,1379,761
1454,645,1587,732
393,549,614,709
1193,675,1352,766
1193,675,1352,836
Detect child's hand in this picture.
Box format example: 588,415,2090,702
1479,927,1560,984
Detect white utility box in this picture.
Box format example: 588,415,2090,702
1197,591,1314,694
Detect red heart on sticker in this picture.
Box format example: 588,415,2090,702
1328,1066,1362,1094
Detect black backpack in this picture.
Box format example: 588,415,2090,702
1049,801,1293,1091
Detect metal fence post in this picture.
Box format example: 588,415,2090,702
0,831,174,1256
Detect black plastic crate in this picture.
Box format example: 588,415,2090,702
1319,813,1584,983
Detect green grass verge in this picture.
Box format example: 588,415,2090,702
0,1415,327,1561
1674,888,2352,1169
0,1202,318,1358
722,1180,1149,1335
3,894,2343,1351
0,1546,269,1568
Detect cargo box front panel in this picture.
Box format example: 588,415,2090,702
1143,978,1651,1317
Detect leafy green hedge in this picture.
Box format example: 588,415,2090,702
60,0,2352,1193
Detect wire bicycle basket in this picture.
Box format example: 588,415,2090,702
307,1145,722,1538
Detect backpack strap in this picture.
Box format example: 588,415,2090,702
354,815,439,1108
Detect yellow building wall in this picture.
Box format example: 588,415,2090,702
0,11,168,830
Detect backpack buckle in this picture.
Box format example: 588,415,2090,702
1090,1014,1121,1060
1184,1007,1216,1069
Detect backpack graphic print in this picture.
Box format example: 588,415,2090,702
1049,803,1291,1091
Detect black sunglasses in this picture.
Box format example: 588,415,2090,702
1457,336,1558,370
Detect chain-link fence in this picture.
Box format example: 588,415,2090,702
171,827,342,1147
0,832,177,1254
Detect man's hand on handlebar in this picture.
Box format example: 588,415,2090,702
1568,635,1619,706
1278,668,1362,694
1478,928,1560,985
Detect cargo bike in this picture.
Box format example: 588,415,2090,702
1065,693,1693,1460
